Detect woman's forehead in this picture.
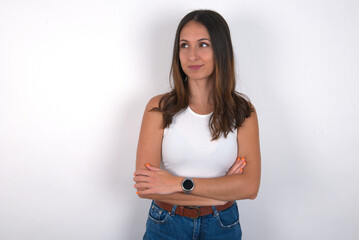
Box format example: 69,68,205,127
179,21,210,41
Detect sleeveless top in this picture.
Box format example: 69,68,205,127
161,106,238,178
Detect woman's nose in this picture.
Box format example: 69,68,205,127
188,47,199,61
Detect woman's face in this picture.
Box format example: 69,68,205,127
179,21,214,82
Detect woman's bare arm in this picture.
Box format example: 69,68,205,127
135,95,260,202
136,158,247,205
190,108,261,200
135,94,227,205
135,95,165,172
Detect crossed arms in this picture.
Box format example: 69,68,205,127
133,95,261,206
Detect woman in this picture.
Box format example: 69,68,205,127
134,9,261,239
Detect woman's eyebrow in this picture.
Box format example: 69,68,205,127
179,38,211,42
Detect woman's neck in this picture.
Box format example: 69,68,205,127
187,78,214,110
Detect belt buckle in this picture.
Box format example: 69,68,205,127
187,206,200,219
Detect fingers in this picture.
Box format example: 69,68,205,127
133,164,161,196
133,173,151,195
227,157,247,175
133,182,157,196
133,182,150,197
134,169,151,177
134,182,151,189
135,187,148,198
134,163,161,176
235,157,246,173
133,175,150,183
134,165,179,196
145,163,161,171
138,188,156,196
233,164,245,174
227,157,241,175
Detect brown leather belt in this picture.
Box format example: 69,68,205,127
154,200,234,219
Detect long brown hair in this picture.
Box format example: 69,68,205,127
151,9,254,141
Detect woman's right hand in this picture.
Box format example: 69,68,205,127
226,157,247,176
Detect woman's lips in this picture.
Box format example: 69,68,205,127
188,65,203,70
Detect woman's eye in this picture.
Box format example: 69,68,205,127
180,43,188,48
200,42,209,47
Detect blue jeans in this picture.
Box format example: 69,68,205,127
143,200,242,240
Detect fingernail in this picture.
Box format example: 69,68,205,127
239,169,243,173
236,157,240,161
243,161,246,165
241,157,245,161
136,192,139,194
145,163,150,167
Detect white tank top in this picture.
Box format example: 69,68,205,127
161,106,238,178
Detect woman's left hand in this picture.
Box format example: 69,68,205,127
133,164,181,195
227,156,246,176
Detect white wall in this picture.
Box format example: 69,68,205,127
1,0,358,239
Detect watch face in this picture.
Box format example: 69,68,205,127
183,179,194,190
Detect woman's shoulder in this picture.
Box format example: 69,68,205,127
147,93,167,108
248,102,256,113
141,93,168,132
146,93,168,110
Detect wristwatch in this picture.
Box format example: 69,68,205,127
182,178,194,193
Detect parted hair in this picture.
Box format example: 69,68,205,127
151,9,254,141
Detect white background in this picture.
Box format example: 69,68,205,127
1,0,358,239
